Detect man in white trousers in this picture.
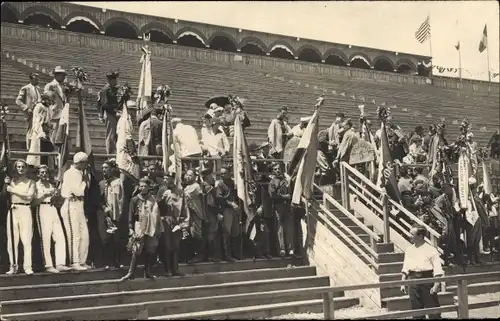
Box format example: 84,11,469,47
34,165,71,273
60,152,90,271
4,159,35,275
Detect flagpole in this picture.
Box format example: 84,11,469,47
428,14,433,61
486,24,491,83
458,45,462,81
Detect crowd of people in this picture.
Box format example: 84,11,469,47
1,65,499,280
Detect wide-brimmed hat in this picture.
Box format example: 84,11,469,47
53,66,66,74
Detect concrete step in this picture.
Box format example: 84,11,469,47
1,275,332,314
0,265,315,301
447,280,500,296
381,292,454,311
0,257,302,288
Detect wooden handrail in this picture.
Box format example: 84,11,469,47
347,177,383,206
312,200,379,263
388,199,442,239
342,162,382,192
315,183,380,240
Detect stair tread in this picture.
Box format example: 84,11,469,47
381,291,454,302
2,275,328,304
447,280,500,289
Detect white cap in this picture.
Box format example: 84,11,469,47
209,103,218,109
300,116,311,122
73,152,88,164
172,117,182,123
53,66,66,74
214,106,224,112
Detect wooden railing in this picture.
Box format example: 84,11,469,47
149,271,500,320
340,162,443,254
309,185,381,267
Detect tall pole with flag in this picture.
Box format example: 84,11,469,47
455,20,462,80
478,24,490,82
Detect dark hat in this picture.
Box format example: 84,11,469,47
106,71,120,80
29,72,40,79
138,106,154,123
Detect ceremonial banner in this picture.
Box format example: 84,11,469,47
116,102,140,179
56,102,70,181
283,136,301,164
482,160,493,195
376,122,401,202
349,140,376,165
288,109,320,206
137,45,152,111
233,112,255,234
457,152,470,209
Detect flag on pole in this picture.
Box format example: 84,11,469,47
55,103,70,181
233,111,256,236
116,101,140,179
455,41,460,50
478,25,488,53
76,98,94,170
137,44,152,111
287,100,322,205
415,16,431,43
376,121,401,203
0,113,9,172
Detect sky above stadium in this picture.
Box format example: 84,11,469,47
73,1,499,82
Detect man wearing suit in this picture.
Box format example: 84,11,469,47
97,72,120,155
16,72,42,149
333,119,359,168
138,108,163,163
44,66,67,144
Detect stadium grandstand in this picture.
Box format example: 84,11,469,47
0,1,499,320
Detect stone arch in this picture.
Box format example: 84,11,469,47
349,52,372,69
140,21,175,41
238,36,268,52
297,44,322,63
175,27,208,46
20,5,63,26
395,59,417,74
0,3,21,23
323,48,349,65
209,32,238,52
240,43,266,56
269,41,296,57
372,55,395,72
63,11,103,31
103,17,140,39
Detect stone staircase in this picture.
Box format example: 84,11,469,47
0,258,361,320
313,183,500,312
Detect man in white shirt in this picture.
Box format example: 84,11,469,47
268,107,292,159
201,111,230,157
34,165,70,273
16,72,42,148
44,66,67,143
291,116,310,138
60,152,90,271
172,117,203,170
401,225,443,319
3,159,36,275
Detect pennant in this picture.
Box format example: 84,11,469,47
137,45,152,110
478,24,487,53
376,122,401,202
287,106,320,205
233,111,256,233
116,101,140,179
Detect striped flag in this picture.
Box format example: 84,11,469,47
376,122,401,202
233,111,255,234
287,105,321,205
415,16,431,43
55,103,70,181
478,25,487,53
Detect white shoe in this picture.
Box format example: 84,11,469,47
72,264,87,271
56,265,72,272
24,268,34,275
288,250,295,257
81,264,92,269
46,267,60,274
6,266,17,275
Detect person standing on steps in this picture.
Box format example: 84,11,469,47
401,225,444,319
44,66,67,143
60,152,90,271
268,107,293,160
184,169,206,264
215,167,242,262
97,71,120,155
3,159,36,275
122,178,163,281
15,72,42,149
157,173,188,277
200,167,222,262
33,165,71,273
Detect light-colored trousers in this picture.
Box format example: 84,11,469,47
37,204,67,268
61,200,89,266
7,204,33,270
105,112,118,155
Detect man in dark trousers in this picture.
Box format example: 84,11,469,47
401,225,444,319
97,72,120,155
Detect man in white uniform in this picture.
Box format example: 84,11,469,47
44,66,67,143
60,152,90,271
34,165,70,273
172,117,203,170
4,159,35,275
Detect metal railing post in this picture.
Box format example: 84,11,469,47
322,292,334,320
382,193,390,243
456,279,469,319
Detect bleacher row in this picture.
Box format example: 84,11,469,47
1,22,499,156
